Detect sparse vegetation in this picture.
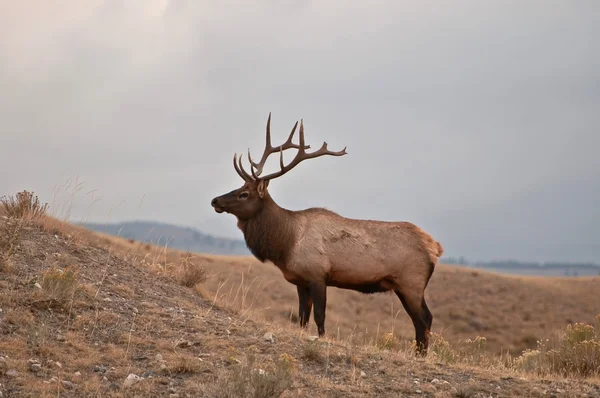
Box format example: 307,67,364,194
208,355,293,398
0,203,599,397
301,341,324,363
34,265,80,309
513,317,600,378
175,251,208,288
1,190,48,220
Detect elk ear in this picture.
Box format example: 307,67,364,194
257,180,269,198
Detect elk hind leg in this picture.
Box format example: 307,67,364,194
395,288,432,356
309,282,327,337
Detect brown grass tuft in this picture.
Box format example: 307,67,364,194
175,252,208,288
1,190,48,220
207,355,293,398
33,265,80,309
513,316,600,378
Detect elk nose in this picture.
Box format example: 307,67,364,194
210,198,218,207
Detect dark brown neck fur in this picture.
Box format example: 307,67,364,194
238,194,297,266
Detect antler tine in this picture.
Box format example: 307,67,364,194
233,153,253,182
257,119,348,181
248,114,310,178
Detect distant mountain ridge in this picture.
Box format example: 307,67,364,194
80,220,251,256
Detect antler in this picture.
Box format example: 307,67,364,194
243,117,347,182
247,112,310,178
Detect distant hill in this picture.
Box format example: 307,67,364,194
80,220,251,256
443,257,600,277
80,221,600,277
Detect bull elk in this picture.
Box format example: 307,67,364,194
210,113,443,355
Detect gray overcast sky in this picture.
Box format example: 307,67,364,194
1,1,599,263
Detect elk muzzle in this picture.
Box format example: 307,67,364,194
210,197,225,213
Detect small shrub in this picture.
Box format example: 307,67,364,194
1,190,48,220
428,332,456,364
167,356,203,374
514,317,600,377
0,218,24,271
376,332,399,350
208,355,292,398
301,342,323,363
175,252,207,288
35,265,80,309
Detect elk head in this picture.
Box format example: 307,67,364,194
210,113,347,220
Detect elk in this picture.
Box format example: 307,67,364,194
210,113,443,355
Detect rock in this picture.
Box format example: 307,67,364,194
34,282,42,289
93,365,107,373
160,364,167,370
169,395,179,398
123,374,142,388
54,361,62,369
73,371,82,379
61,381,76,390
102,377,109,383
56,334,67,342
307,336,319,342
103,297,112,302
415,390,422,394
431,378,440,384
143,370,157,378
6,369,19,377
155,354,164,362
29,363,42,373
414,380,420,385
263,332,276,343
360,371,367,378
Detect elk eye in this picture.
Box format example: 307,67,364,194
238,192,249,200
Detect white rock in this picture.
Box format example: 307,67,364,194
6,369,19,377
431,378,440,384
55,361,62,369
155,354,164,362
307,336,319,342
34,283,42,289
263,332,276,343
61,381,75,390
123,374,142,388
360,371,367,378
73,371,82,378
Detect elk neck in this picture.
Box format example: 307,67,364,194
237,193,297,267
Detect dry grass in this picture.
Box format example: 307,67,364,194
0,190,48,220
512,316,600,378
174,251,208,288
34,265,80,309
206,355,293,398
1,193,599,396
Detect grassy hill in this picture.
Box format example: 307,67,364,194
1,194,599,397
80,221,251,256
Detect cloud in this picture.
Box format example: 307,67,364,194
1,1,599,262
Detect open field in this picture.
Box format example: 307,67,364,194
90,228,600,357
1,197,599,397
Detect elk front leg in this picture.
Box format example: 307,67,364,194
297,285,313,329
309,282,327,337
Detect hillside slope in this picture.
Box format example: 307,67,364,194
80,221,250,256
1,215,599,397
99,235,599,356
